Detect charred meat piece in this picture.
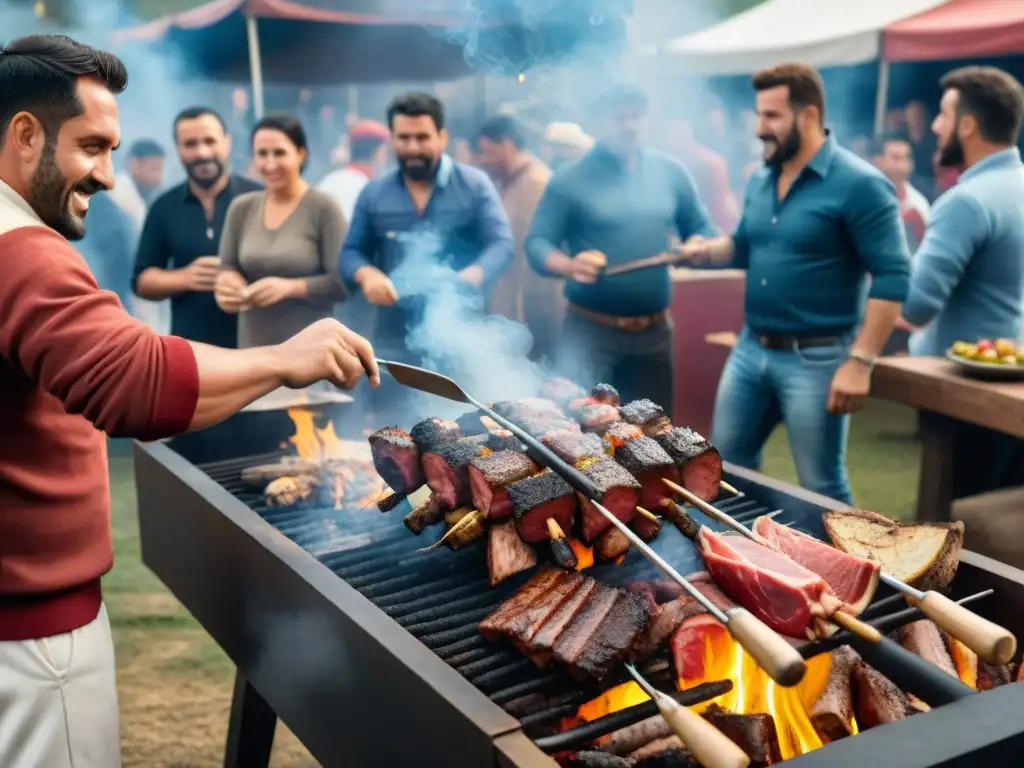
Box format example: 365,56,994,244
569,589,653,680
479,567,569,641
591,382,621,406
578,403,622,433
852,660,913,728
633,511,662,542
522,417,581,440
538,376,587,406
702,704,783,767
619,399,672,437
577,458,641,543
978,659,1013,690
652,427,722,503
486,429,522,452
900,620,958,680
544,430,608,465
469,451,539,522
421,440,482,509
367,427,423,494
486,569,585,645
614,436,680,510
410,418,460,452
403,494,445,534
527,579,600,666
596,527,631,561
660,499,701,539
604,421,644,448
552,583,620,670
491,397,566,423
633,574,735,660
508,470,577,544
810,645,859,742
601,714,674,756
376,488,408,513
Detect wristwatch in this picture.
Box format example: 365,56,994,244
848,350,876,370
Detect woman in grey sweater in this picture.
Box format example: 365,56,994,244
215,113,347,348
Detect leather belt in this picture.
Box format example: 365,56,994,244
755,334,841,350
568,303,670,332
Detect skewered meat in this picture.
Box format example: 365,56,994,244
486,429,522,452
544,430,609,465
368,427,423,494
810,645,859,742
487,520,538,586
633,573,734,660
590,383,621,406
455,410,490,436
604,422,644,448
469,451,540,521
492,397,566,422
633,511,662,542
377,489,408,512
508,470,577,544
578,403,622,433
596,527,631,561
699,528,842,639
652,427,722,503
527,580,600,666
852,660,913,728
538,376,587,406
403,494,445,534
614,437,680,510
753,515,879,615
659,499,700,539
522,417,581,440
265,475,319,508
410,417,460,451
577,458,641,543
241,456,320,488
421,440,483,509
619,399,672,437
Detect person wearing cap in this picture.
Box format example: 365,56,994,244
542,121,594,171
526,84,715,418
318,119,391,222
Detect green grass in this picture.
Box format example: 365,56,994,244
105,399,920,765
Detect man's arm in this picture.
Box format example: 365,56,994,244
132,201,190,300
901,192,987,329
339,187,379,287
524,178,575,278
466,175,515,288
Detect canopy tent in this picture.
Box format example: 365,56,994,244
884,0,1024,62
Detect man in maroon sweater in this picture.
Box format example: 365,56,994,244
0,35,379,768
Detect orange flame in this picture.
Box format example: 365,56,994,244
570,538,595,571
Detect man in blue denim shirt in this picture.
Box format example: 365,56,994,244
684,64,910,504
900,66,1024,499
339,93,514,362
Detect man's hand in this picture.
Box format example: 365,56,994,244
458,264,485,288
214,270,248,313
570,250,607,284
356,266,399,306
246,277,302,308
184,256,221,292
828,358,872,415
275,318,380,390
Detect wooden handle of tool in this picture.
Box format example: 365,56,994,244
654,694,750,768
831,610,882,643
725,608,806,687
915,591,1016,665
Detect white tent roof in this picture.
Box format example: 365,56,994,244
658,0,951,75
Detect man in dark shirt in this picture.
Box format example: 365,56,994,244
525,84,715,417
683,63,910,505
132,107,261,348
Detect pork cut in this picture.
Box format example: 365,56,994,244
653,427,723,503
469,451,539,521
752,515,879,614
367,426,423,494
487,520,538,586
507,470,577,544
576,458,641,543
421,440,483,510
698,527,841,639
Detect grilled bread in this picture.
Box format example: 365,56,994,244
823,509,964,591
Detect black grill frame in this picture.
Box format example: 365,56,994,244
133,414,1024,768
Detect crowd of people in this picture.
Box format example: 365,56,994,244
2,29,1024,768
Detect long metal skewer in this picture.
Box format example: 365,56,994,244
377,360,808,687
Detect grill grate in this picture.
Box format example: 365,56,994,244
197,451,941,741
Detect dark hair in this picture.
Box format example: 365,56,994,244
591,83,648,114
251,112,307,152
941,66,1024,146
477,115,526,150
386,92,445,131
129,139,164,159
752,62,827,122
173,106,226,137
0,34,127,141
350,135,386,162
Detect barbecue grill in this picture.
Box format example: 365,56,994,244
133,411,1024,767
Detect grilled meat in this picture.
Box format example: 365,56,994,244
619,399,672,437
604,422,644,448
487,520,538,586
403,494,445,534
409,417,461,452
368,427,423,494
480,567,566,642
265,475,319,508
492,397,566,423
659,499,700,539
652,427,722,503
469,451,540,522
569,589,652,680
578,403,622,433
614,436,680,510
632,573,733,660
240,456,319,488
633,512,662,542
702,704,783,767
595,527,631,561
527,580,600,666
492,569,585,646
538,376,588,406
544,430,608,465
508,470,577,544
577,458,641,543
486,429,522,452
376,488,408,513
422,440,483,509
978,659,1014,690
552,583,620,671
852,660,913,728
900,620,958,679
590,382,621,406
455,410,490,436
810,645,859,742
602,714,674,756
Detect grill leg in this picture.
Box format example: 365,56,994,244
224,671,276,768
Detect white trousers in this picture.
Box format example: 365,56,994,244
0,604,121,768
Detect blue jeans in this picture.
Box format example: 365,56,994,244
711,327,853,505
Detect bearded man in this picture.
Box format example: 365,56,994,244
132,107,261,348
681,63,910,505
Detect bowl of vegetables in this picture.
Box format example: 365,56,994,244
946,338,1024,380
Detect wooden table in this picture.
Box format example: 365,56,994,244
871,356,1024,522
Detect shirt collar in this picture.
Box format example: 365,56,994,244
958,147,1022,184
0,178,43,225
805,130,836,178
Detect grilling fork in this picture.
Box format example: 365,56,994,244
377,360,808,688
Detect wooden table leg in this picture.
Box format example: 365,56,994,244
224,670,276,768
916,410,955,523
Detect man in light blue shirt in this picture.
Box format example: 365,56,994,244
901,65,1024,500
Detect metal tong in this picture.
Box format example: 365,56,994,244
669,482,1016,666
625,664,750,768
377,360,808,688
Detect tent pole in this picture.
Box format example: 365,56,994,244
873,58,891,138
245,14,265,119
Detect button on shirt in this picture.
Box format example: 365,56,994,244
526,145,716,317
132,175,262,349
339,155,514,344
904,148,1024,356
733,135,911,335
